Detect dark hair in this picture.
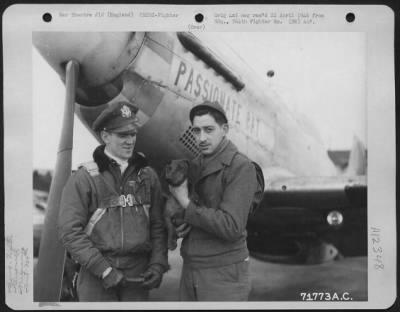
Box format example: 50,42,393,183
190,107,228,125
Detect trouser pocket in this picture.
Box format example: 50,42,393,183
189,260,251,301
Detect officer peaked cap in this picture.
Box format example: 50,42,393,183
92,102,140,133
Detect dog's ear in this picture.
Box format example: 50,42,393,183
162,160,172,179
180,159,192,181
175,159,188,176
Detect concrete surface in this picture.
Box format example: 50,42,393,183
150,243,367,301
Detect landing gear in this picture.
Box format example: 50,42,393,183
34,60,80,302
294,237,343,264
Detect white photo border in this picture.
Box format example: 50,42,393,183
3,4,396,310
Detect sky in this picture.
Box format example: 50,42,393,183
33,32,366,170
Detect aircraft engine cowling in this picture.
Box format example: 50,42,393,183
33,32,145,106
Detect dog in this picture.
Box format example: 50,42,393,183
163,159,196,251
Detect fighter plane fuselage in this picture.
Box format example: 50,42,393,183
33,31,337,180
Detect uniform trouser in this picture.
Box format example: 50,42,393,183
179,259,251,301
76,256,149,302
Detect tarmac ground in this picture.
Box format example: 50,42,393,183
33,242,367,303
150,242,367,302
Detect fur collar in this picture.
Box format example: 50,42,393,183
93,145,148,173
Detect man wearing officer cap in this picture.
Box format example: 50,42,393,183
169,100,258,301
59,101,168,301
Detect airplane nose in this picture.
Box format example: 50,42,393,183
34,32,164,136
33,32,144,91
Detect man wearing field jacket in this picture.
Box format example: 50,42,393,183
169,100,258,301
58,102,168,301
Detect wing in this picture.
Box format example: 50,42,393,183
247,175,367,265
263,175,366,208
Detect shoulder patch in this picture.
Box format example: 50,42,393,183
79,161,99,176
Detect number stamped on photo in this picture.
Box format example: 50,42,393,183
300,292,353,301
371,227,384,270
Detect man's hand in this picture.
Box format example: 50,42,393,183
175,223,192,238
141,264,164,289
102,268,125,289
169,180,190,209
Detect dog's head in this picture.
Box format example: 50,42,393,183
164,159,190,187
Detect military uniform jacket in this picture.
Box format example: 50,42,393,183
58,145,168,278
181,139,258,268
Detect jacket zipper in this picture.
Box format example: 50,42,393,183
120,168,129,251
119,165,132,253
120,185,124,251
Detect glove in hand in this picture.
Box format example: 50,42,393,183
141,264,164,289
102,268,125,289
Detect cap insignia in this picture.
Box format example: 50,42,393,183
120,105,132,118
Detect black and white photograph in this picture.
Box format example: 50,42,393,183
3,4,396,310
